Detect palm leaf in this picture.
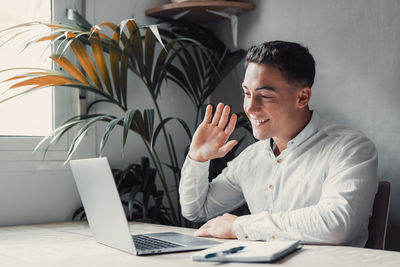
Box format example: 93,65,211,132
0,21,79,38
207,49,246,99
128,184,143,220
122,109,140,148
150,117,192,151
177,46,201,94
89,29,113,97
34,114,113,159
99,21,128,44
9,75,76,88
50,54,90,86
165,64,196,104
191,44,206,88
163,162,181,176
57,84,121,107
34,118,86,153
86,99,124,114
129,20,144,76
143,109,154,143
151,40,176,93
120,31,132,108
0,29,30,47
65,115,113,162
72,206,85,220
100,117,123,156
36,34,61,42
66,8,92,31
57,31,89,58
109,26,122,104
38,118,88,159
144,27,156,87
66,32,104,92
152,40,191,97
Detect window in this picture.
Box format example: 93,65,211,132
0,0,52,136
0,0,90,165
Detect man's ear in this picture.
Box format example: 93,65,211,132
297,86,312,108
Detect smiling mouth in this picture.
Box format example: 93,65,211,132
251,118,270,126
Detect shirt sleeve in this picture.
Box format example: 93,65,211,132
233,135,378,246
179,155,246,222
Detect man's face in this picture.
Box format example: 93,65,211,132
242,62,302,141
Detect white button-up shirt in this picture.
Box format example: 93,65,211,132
179,112,378,247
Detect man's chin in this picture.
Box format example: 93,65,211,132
252,130,271,141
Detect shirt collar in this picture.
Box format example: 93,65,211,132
286,111,321,148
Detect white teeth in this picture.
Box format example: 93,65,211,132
249,115,268,123
249,115,268,125
254,119,267,123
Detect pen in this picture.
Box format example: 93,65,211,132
204,246,245,259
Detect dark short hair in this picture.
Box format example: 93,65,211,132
245,41,316,88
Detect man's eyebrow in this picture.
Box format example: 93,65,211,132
256,86,275,91
242,84,276,91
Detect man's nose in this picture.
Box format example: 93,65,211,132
246,95,260,112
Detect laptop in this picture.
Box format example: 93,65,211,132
69,157,220,255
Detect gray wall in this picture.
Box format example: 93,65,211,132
211,0,400,251
86,0,195,168
85,0,196,214
2,0,398,252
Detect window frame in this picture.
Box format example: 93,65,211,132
0,0,95,168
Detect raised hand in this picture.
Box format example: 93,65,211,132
188,103,238,162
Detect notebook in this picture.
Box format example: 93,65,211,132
192,240,302,262
70,157,220,255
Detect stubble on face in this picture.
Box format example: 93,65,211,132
242,63,306,144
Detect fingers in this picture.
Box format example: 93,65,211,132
203,103,236,133
224,113,237,135
211,103,224,126
202,104,213,124
218,105,231,128
194,223,211,237
218,140,238,157
194,228,208,237
194,216,218,237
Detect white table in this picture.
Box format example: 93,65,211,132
0,221,399,266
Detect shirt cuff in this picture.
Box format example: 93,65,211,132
233,213,276,242
185,154,210,167
233,214,252,240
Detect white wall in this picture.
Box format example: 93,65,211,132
211,0,400,251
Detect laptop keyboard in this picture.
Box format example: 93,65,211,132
132,234,183,250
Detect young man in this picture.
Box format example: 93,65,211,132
179,41,378,247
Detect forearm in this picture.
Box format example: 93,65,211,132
233,204,352,244
179,155,245,222
179,156,211,221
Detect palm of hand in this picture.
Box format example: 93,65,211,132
189,103,238,162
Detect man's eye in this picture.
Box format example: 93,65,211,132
242,92,250,97
261,95,272,99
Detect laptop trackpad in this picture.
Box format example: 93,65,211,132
146,232,220,246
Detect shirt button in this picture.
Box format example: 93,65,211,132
244,234,249,239
268,184,274,190
277,158,282,163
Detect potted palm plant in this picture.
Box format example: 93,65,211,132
0,9,249,226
